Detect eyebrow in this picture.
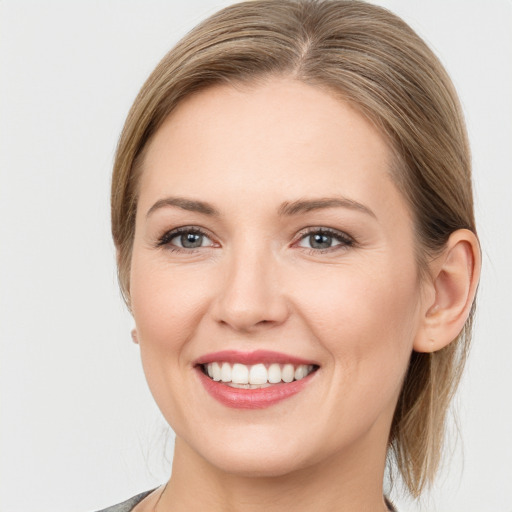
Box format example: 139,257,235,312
278,197,376,218
146,195,376,219
146,197,219,217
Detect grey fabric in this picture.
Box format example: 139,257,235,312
94,489,155,512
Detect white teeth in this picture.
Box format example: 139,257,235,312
249,364,268,385
268,363,281,384
294,365,306,380
231,363,249,384
203,362,316,385
229,382,272,389
220,362,231,382
211,362,221,381
282,364,295,383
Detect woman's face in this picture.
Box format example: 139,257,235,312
130,78,428,477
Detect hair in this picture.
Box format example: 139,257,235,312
111,0,476,498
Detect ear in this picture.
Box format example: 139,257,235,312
414,229,481,353
131,329,139,344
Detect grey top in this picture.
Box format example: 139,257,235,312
94,490,155,512
95,489,397,512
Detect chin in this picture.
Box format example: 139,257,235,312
205,449,312,478
185,426,323,478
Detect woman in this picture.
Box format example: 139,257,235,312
103,0,480,510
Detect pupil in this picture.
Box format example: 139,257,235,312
310,233,331,249
181,233,202,248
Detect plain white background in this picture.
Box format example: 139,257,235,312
0,1,511,511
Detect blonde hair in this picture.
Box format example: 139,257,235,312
111,0,476,497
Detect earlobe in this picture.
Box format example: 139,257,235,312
414,229,481,353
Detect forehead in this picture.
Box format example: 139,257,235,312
138,78,407,221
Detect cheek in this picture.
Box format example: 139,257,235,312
129,254,218,426
129,254,216,365
297,256,418,331
293,258,420,387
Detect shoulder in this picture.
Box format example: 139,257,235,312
93,490,155,512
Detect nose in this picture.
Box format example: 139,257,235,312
211,247,290,333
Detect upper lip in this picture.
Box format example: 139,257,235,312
194,349,319,367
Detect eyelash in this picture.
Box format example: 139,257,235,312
156,226,355,254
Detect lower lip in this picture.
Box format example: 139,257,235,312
196,368,315,409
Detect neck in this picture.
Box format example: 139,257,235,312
158,434,390,512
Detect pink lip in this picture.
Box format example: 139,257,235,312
196,370,316,409
194,349,318,366
194,350,319,410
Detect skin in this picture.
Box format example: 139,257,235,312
128,78,455,511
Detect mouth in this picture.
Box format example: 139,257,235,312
194,350,319,409
200,361,318,388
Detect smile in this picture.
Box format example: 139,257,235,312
195,350,319,409
201,362,316,388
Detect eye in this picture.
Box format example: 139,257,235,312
174,232,209,249
297,228,353,251
157,227,215,251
